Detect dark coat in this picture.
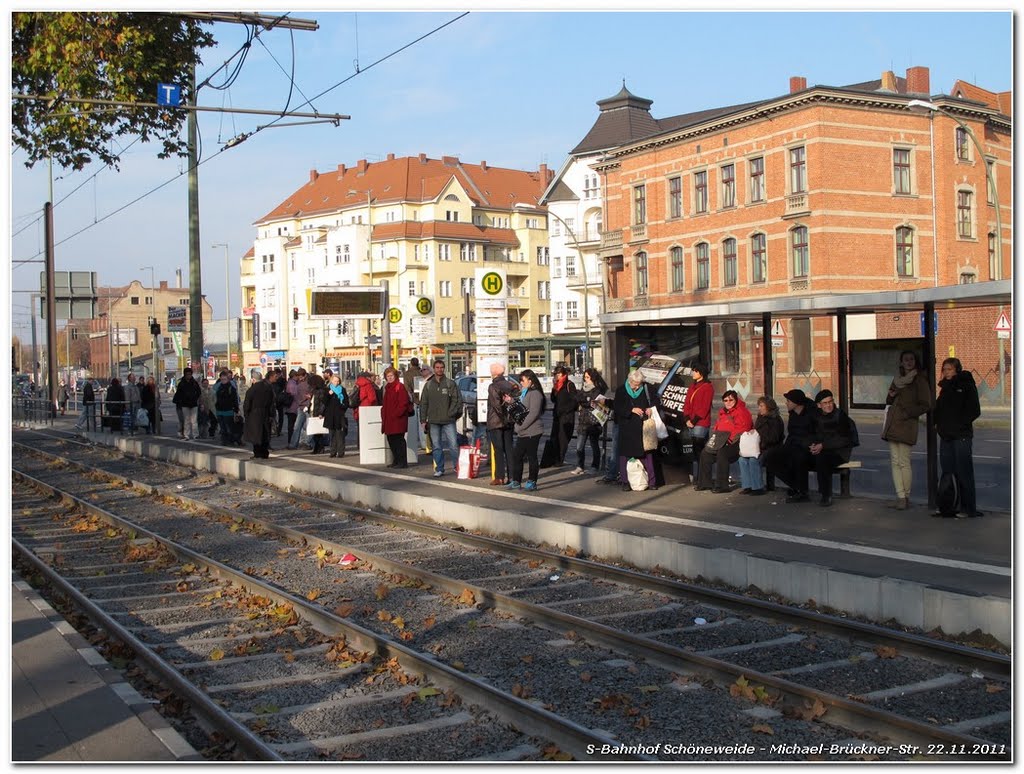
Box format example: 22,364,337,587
83,382,95,404
381,380,413,435
551,378,578,421
323,387,349,432
613,383,653,459
754,412,785,456
783,400,819,449
105,383,126,415
140,384,157,412
242,378,276,446
172,376,201,408
881,370,933,446
935,371,980,440
812,408,855,462
486,375,518,429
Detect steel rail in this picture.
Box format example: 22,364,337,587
12,452,1009,759
11,469,642,763
11,537,283,762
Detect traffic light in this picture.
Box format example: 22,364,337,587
293,307,299,321
150,322,161,335
320,357,327,369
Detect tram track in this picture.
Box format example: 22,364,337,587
10,434,1012,761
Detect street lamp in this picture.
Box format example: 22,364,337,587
545,209,594,370
347,189,374,369
908,99,1006,402
211,243,231,372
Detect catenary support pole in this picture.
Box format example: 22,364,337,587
923,301,938,509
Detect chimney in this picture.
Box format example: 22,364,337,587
880,70,897,92
159,280,168,290
309,168,319,183
336,163,346,175
789,76,806,94
357,159,368,174
386,152,395,161
906,66,930,95
418,153,427,164
480,160,488,171
540,163,551,183
175,269,183,288
442,155,458,166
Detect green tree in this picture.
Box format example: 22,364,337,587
12,12,215,170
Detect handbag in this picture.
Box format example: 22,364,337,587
642,416,659,452
306,416,329,435
649,406,669,440
739,429,761,458
506,398,529,426
626,458,649,491
704,429,731,452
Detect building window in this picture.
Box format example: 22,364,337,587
553,301,563,321
441,317,453,334
537,281,547,300
260,254,274,273
749,157,765,202
959,272,977,284
694,170,708,214
536,246,549,265
751,233,767,284
722,322,740,374
424,244,431,260
670,246,684,291
264,321,277,341
695,243,710,290
955,127,970,161
720,164,735,208
986,159,996,205
307,267,315,284
130,297,140,305
538,315,547,333
635,251,648,295
408,280,416,297
791,226,809,278
439,244,451,261
308,334,317,352
552,257,561,279
460,277,475,297
439,280,452,298
668,176,682,219
565,255,576,277
790,146,807,193
722,238,737,287
893,148,912,194
957,190,973,238
566,300,578,319
895,226,914,277
988,233,997,280
792,318,812,372
633,185,646,224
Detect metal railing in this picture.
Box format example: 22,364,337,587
12,398,56,428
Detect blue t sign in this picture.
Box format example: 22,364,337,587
157,83,181,106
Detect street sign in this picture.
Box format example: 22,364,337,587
415,297,433,315
580,343,588,351
203,348,210,359
993,312,1011,332
479,270,505,296
259,353,268,366
919,312,938,336
771,338,784,348
388,307,403,324
411,317,433,347
770,320,785,338
157,83,182,106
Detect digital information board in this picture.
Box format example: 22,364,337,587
308,287,386,319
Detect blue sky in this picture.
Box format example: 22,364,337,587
9,10,1012,337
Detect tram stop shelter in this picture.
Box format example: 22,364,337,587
600,279,1012,508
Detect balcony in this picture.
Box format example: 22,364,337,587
360,256,399,275
599,229,622,257
784,192,810,218
566,273,601,288
576,225,602,246
564,317,585,330
629,223,648,243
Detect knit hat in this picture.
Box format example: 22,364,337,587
814,389,834,403
783,388,806,403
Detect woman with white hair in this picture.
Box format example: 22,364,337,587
613,369,658,491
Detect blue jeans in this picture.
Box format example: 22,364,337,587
429,422,459,473
738,456,764,490
940,437,977,515
289,410,308,448
602,422,620,480
74,403,97,431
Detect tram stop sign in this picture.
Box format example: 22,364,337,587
416,297,433,315
480,271,504,296
388,308,403,324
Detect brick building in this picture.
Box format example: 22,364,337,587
589,68,1011,401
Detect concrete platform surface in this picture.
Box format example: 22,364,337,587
10,580,198,762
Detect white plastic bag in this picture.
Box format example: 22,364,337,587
135,408,149,426
650,406,669,440
626,458,649,491
739,429,761,458
306,416,328,435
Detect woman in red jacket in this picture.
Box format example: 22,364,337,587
681,362,714,486
380,366,412,468
695,389,753,492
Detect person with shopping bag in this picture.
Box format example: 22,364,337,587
737,396,784,495
696,390,753,493
380,366,413,468
306,373,331,455
613,369,658,492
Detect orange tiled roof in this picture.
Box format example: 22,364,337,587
243,246,255,258
950,80,1010,116
256,154,550,224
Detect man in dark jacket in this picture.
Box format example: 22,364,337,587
799,389,855,507
934,358,982,518
485,362,518,485
243,370,278,459
762,388,819,502
172,368,202,440
74,380,97,432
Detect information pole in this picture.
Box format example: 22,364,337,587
474,269,509,423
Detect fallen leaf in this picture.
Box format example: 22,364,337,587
752,723,774,735
458,588,476,606
423,615,436,629
541,745,573,762
209,648,225,661
638,685,660,694
375,584,390,601
417,686,441,701
176,581,189,592
874,645,898,659
986,683,1006,694
399,630,414,641
579,672,593,683
567,658,584,667
305,589,321,602
520,654,534,664
377,609,393,622
334,603,355,617
392,615,405,630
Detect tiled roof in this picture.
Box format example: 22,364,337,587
371,221,520,247
952,80,1012,117
243,246,255,258
571,83,663,155
256,155,550,224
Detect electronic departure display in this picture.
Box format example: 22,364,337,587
308,288,385,319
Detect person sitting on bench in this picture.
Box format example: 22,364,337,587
761,388,819,503
798,390,856,508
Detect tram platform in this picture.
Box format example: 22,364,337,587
10,579,199,762
33,420,1013,649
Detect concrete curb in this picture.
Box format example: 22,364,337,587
91,432,1010,648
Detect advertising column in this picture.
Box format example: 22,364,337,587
474,269,509,424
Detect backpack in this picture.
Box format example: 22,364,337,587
936,472,960,516
215,382,237,412
276,389,294,409
350,387,361,409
